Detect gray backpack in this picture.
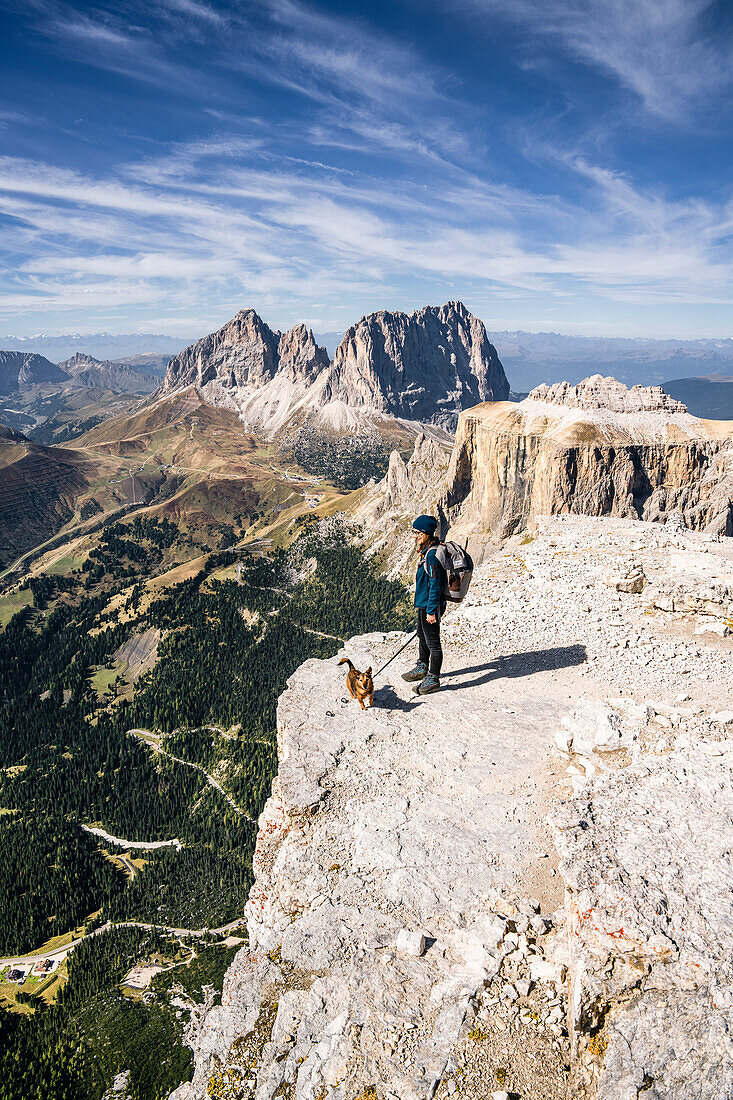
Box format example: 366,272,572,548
424,541,474,603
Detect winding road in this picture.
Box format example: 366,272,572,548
0,917,248,971
297,623,346,643
128,729,256,823
82,824,182,851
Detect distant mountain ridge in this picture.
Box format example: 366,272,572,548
161,301,509,432
58,352,159,394
663,376,733,420
0,351,67,394
1,332,184,362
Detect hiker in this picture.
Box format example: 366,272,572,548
402,514,445,695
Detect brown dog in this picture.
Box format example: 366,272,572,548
338,658,374,709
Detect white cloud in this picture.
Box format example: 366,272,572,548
53,16,132,48
261,0,437,104
162,0,224,23
3,1,731,337
1,144,732,331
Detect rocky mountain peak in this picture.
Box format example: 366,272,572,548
277,323,330,383
160,302,509,433
528,374,688,414
0,350,67,394
326,300,509,428
59,352,105,374
161,309,329,396
55,351,158,394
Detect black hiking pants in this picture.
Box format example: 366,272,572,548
416,606,443,676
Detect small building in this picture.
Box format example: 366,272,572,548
32,957,58,977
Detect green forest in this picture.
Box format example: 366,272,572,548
0,927,192,1100
0,514,411,1099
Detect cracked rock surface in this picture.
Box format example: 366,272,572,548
172,515,733,1100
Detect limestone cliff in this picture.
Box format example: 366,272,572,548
350,433,451,576
441,375,733,545
171,515,733,1100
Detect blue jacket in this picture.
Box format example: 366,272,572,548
415,544,444,615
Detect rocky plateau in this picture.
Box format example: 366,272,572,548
172,512,733,1100
436,374,733,549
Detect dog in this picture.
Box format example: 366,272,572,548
338,657,374,709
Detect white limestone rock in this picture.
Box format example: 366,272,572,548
559,699,638,757
527,375,687,414
552,738,733,1099
694,620,730,636
396,930,427,957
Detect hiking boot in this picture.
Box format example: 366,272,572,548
401,661,427,682
413,672,441,695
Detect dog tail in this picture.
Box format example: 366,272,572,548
338,657,354,670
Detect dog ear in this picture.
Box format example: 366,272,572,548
366,667,372,675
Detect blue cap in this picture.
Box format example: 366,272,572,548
412,514,438,535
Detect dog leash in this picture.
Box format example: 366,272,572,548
371,601,459,680
372,631,417,680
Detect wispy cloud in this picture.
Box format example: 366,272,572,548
464,0,733,121
52,14,132,48
262,0,437,104
1,143,731,333
225,0,462,168
162,0,225,24
30,2,215,90
2,0,732,336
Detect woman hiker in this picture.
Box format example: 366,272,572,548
402,514,445,695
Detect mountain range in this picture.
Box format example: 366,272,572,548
5,323,733,417
161,301,510,432
0,350,158,397
491,330,733,391
0,332,183,363
0,350,163,447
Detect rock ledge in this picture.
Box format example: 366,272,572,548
173,516,733,1100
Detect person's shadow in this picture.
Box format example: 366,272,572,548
370,645,587,705
372,683,422,711
441,645,587,690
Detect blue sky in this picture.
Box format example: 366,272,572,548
1,0,732,338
